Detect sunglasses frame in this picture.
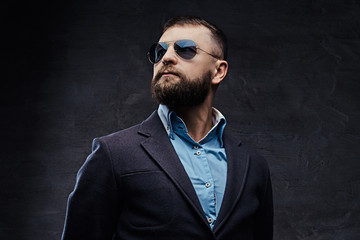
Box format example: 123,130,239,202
147,39,220,64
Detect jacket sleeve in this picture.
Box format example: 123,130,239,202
254,168,274,240
61,138,119,240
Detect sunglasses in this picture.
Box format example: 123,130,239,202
147,39,220,64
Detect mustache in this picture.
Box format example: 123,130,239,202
153,66,183,82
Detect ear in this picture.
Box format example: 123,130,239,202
212,60,228,85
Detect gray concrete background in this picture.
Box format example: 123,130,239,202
2,0,360,239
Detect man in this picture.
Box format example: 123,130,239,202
62,16,273,240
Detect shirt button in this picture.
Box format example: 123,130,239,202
207,217,213,224
195,150,201,156
193,146,199,150
205,182,211,188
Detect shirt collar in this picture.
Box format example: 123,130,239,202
157,104,227,146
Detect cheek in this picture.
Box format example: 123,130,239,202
190,61,212,73
153,65,161,77
188,67,207,79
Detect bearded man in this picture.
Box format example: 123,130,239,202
62,16,273,240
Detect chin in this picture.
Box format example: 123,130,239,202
160,75,181,84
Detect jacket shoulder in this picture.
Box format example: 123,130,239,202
99,124,142,144
97,110,160,146
224,130,270,171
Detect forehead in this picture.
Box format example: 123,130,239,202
159,24,213,46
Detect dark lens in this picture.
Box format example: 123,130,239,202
148,42,168,63
155,43,167,63
148,43,157,63
174,40,197,60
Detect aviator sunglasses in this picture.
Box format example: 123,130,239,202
147,39,220,64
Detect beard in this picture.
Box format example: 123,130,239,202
151,67,212,109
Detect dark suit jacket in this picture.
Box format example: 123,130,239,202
62,111,273,240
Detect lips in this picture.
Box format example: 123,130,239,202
161,71,179,77
153,67,182,83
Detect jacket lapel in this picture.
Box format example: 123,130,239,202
213,130,250,232
138,111,209,226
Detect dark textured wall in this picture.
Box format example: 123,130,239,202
2,0,360,239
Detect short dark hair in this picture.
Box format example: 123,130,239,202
163,16,228,60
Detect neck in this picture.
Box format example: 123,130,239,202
174,96,213,142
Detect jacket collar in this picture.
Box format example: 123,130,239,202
213,130,249,233
138,111,210,227
138,111,249,233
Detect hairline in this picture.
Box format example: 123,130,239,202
162,22,226,60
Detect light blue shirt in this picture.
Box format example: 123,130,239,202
157,104,227,229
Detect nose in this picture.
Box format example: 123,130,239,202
161,45,178,65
